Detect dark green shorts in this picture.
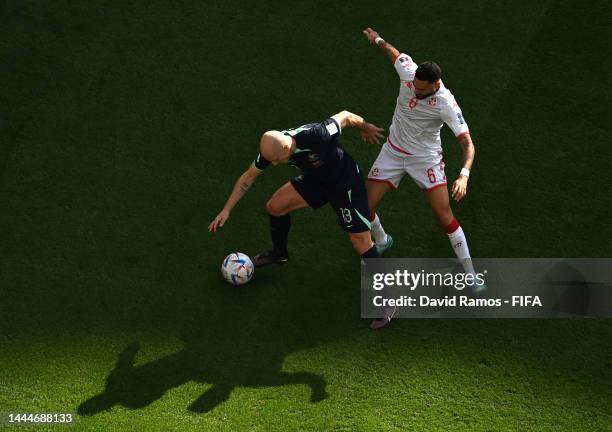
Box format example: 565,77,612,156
290,163,372,233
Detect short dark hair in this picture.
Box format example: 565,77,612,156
415,61,442,83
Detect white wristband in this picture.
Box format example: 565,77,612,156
374,37,385,46
460,167,470,178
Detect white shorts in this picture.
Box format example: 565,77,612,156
367,141,447,190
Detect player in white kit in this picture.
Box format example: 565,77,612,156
362,27,477,276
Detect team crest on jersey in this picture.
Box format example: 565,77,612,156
428,97,437,106
409,97,419,109
308,153,324,167
370,167,380,177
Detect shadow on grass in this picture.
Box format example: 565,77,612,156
77,269,351,415
78,339,328,415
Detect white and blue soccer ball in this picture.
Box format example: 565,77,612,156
221,252,254,285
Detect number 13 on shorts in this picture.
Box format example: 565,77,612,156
340,207,353,224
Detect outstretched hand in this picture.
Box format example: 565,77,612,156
208,209,230,232
451,176,468,202
360,122,385,145
363,27,380,44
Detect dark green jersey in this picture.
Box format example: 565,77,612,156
254,118,356,185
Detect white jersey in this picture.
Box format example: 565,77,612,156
387,53,469,157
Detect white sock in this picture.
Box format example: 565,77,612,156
447,223,475,275
371,214,388,245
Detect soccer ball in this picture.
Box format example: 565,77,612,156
221,252,254,285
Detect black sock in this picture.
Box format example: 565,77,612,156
269,213,290,257
360,245,380,259
361,245,382,277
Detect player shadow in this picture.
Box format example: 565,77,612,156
77,275,340,415
78,339,328,415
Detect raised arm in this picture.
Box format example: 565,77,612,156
363,27,401,64
208,163,262,232
331,110,385,145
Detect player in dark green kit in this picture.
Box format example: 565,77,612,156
209,110,383,259
209,110,394,328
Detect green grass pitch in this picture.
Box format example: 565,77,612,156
1,1,611,430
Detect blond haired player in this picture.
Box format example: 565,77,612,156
362,28,477,279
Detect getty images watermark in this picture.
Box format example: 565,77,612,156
361,259,612,318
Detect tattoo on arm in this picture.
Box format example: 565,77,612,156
458,134,475,171
459,134,472,147
239,182,250,193
380,41,401,64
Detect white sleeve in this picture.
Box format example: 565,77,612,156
440,97,470,138
393,53,417,82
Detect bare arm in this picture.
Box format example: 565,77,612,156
332,110,367,129
458,133,475,171
451,133,476,202
331,110,385,144
208,163,262,232
363,27,401,64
